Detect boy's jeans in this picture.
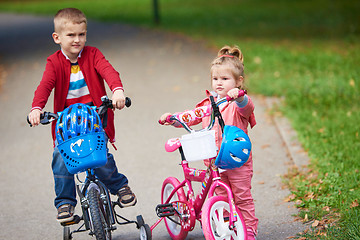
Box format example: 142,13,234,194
52,139,128,208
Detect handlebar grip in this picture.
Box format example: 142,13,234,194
26,116,32,127
125,97,131,108
225,89,247,101
26,112,46,127
27,112,58,127
158,115,173,125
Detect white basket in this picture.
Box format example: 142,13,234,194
180,130,217,161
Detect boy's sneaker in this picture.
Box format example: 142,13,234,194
57,204,75,223
116,184,137,208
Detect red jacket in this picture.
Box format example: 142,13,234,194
31,46,123,144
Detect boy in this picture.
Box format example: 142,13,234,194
28,8,136,223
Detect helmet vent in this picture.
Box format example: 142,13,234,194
67,106,72,115
59,129,64,142
234,137,246,142
67,118,71,130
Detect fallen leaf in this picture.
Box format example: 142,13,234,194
312,220,320,227
322,206,330,212
350,200,359,208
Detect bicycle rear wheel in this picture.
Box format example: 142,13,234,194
161,177,188,240
88,187,112,240
201,196,246,240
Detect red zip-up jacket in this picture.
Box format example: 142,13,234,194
31,46,123,144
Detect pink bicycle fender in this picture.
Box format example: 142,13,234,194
165,138,181,152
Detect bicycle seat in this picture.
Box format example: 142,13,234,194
165,138,181,152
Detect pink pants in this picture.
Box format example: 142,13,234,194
215,157,258,234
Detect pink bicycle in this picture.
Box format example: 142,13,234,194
146,91,251,240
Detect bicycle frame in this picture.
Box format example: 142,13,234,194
152,148,240,232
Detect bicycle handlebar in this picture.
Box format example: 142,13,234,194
159,90,246,133
27,96,131,127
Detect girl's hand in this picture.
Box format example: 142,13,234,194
112,90,125,110
227,88,245,102
159,113,174,125
28,109,42,127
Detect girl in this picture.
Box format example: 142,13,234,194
159,45,258,239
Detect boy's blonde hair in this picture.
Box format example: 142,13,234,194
54,8,87,33
211,45,245,89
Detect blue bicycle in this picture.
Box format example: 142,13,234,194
27,96,151,240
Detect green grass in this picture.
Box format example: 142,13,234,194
1,0,359,238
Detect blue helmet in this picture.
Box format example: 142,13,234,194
215,125,251,169
55,103,107,174
55,103,103,144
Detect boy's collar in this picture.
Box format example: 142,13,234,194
61,49,83,61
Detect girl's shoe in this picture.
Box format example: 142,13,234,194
247,228,257,240
116,184,137,208
57,204,75,223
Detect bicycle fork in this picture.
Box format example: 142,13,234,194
208,180,239,230
76,180,116,230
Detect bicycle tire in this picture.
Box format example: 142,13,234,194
161,177,188,240
88,187,112,240
63,226,71,240
139,223,152,240
201,196,247,240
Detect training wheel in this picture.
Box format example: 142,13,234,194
63,226,71,240
139,224,152,240
136,215,145,228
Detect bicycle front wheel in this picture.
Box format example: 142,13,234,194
161,177,188,240
201,196,246,240
88,187,112,240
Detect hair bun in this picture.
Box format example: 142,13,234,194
218,45,244,64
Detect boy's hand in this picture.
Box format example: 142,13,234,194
227,88,244,102
28,109,42,127
112,90,125,110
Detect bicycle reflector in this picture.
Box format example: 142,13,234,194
55,103,107,174
215,125,251,169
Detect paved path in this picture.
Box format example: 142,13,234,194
0,13,307,239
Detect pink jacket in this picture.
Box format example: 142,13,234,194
31,46,123,143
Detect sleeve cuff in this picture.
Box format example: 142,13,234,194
236,95,248,108
31,107,42,112
112,87,124,93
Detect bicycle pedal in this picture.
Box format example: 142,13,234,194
61,215,81,226
156,203,176,218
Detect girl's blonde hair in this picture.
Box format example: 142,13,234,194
54,8,87,33
211,45,245,89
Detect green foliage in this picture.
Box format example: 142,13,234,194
0,0,359,239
